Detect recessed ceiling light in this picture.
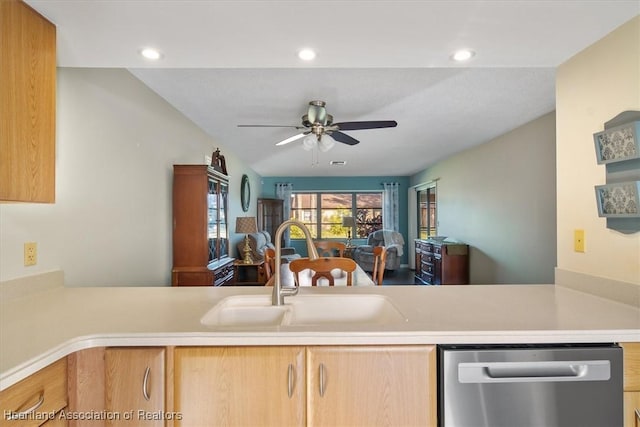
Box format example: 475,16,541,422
451,49,475,62
298,48,316,61
140,48,162,60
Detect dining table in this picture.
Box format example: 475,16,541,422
266,261,375,287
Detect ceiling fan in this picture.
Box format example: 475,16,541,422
238,100,397,151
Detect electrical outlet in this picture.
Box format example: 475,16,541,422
24,242,37,266
574,230,585,253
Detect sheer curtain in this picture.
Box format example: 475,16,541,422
382,182,403,256
275,183,293,247
382,182,400,231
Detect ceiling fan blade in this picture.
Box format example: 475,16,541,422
329,131,360,145
333,120,398,131
275,132,307,146
238,124,305,129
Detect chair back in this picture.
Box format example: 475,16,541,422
288,257,357,286
263,247,276,282
314,241,346,257
371,246,387,285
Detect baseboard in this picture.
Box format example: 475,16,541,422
0,270,64,300
555,267,640,307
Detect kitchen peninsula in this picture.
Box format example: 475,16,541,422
1,272,639,426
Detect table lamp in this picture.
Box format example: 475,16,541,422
341,216,355,247
236,216,258,264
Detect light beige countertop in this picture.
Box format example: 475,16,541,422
1,278,640,390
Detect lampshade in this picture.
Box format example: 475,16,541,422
302,134,316,151
318,135,335,152
235,216,257,234
341,216,355,227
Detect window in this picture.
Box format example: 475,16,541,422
417,185,437,238
290,192,382,239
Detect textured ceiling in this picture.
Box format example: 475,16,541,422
27,1,640,176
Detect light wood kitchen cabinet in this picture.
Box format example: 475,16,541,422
174,346,306,427
68,347,167,427
173,345,436,427
105,348,165,427
0,358,67,427
306,346,436,427
0,0,56,203
622,343,640,427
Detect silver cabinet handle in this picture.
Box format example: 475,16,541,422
635,408,640,422
8,391,45,420
142,366,151,401
319,363,326,397
287,364,294,398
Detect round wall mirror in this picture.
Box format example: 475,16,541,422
241,174,250,212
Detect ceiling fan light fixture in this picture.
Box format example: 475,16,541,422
318,135,335,152
298,48,316,61
451,49,475,62
302,134,317,151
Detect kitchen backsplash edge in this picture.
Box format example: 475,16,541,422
555,267,640,307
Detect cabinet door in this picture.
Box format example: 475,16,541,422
174,346,305,427
306,345,436,427
105,348,165,427
625,392,640,427
0,0,56,203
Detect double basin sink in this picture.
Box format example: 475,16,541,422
201,294,407,327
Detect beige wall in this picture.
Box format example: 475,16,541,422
0,68,259,286
556,16,640,288
410,112,557,284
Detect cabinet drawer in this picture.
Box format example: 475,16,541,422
422,254,434,264
622,343,640,391
420,271,434,284
421,260,434,274
0,358,67,427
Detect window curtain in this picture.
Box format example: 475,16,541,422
382,182,400,232
383,182,403,256
275,183,293,247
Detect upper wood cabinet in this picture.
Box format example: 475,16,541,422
0,0,56,203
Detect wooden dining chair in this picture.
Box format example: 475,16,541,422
288,257,357,286
371,246,387,286
263,247,276,283
314,241,346,257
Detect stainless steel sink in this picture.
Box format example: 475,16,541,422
201,294,407,327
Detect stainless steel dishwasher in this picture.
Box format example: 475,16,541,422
439,344,623,427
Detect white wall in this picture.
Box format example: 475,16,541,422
410,112,557,284
556,16,640,288
0,68,259,286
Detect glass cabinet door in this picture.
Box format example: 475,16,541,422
208,179,219,262
219,181,229,259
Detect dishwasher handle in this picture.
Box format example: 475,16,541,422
458,360,611,383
